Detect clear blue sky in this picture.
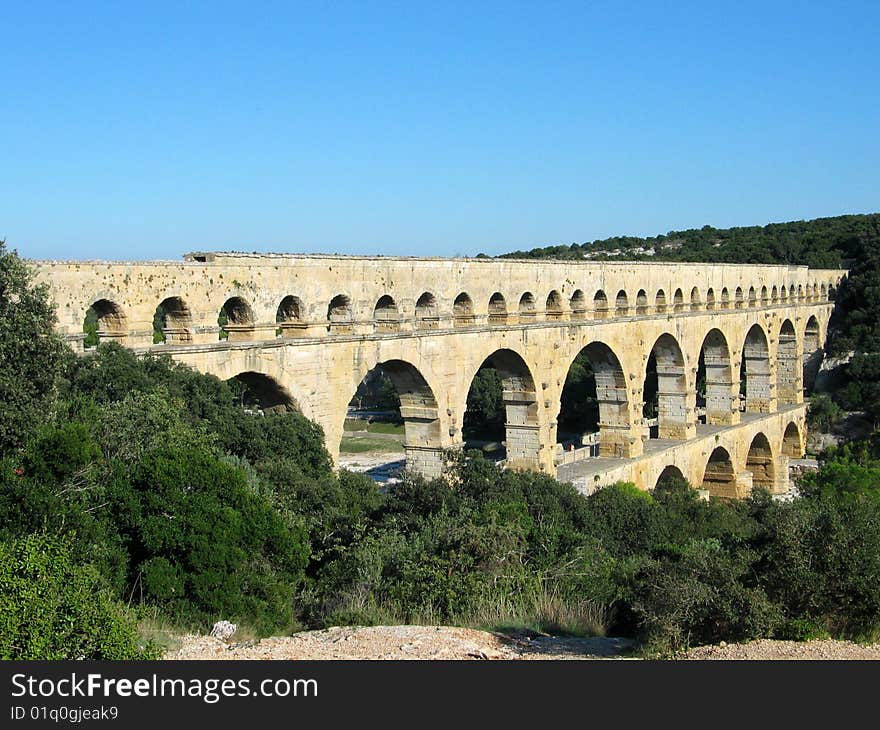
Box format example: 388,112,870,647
2,1,878,260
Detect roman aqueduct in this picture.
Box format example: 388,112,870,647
34,252,846,498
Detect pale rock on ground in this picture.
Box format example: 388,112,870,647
166,625,633,661
164,625,880,661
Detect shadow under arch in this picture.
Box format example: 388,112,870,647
488,292,508,324
700,446,740,499
230,371,301,413
697,328,736,425
746,432,777,493
415,292,439,330
558,341,631,457
276,295,306,338
782,421,803,458
153,296,193,344
643,333,691,439
777,319,801,405
373,294,400,332
742,323,772,412
654,464,687,492
344,359,444,479
464,348,541,470
219,296,256,341
803,315,823,392
83,298,127,348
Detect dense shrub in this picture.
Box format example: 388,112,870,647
106,444,310,633
629,538,780,652
0,534,158,659
0,242,71,452
63,343,334,479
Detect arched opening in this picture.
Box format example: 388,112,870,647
828,285,836,301
276,295,305,338
218,296,256,341
464,349,540,470
741,324,773,412
803,315,823,392
771,286,778,303
83,299,126,348
328,294,354,334
415,292,439,330
797,284,804,302
779,284,788,302
615,290,629,316
343,360,442,481
760,286,768,305
453,292,474,327
570,290,586,320
673,288,684,312
701,447,739,499
593,290,609,319
697,328,736,425
720,288,730,309
230,371,299,413
782,422,803,458
557,342,630,458
545,290,563,321
655,465,688,492
706,288,716,310
690,287,701,311
152,297,192,344
636,290,648,315
373,295,400,332
788,284,796,301
819,283,827,301
746,433,776,493
643,333,691,439
519,292,537,321
734,287,744,309
488,292,508,325
655,289,667,313
748,286,757,307
777,319,801,405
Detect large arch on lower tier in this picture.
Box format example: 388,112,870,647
229,371,302,413
782,421,804,458
643,333,693,440
654,464,688,492
700,446,740,499
464,348,542,471
557,341,632,458
342,358,444,479
697,328,737,425
745,432,777,493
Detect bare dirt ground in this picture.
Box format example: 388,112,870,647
682,638,880,660
166,625,634,660
164,625,880,660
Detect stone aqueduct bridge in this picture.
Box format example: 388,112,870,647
34,253,846,497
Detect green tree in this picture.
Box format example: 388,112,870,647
107,444,310,632
0,534,157,659
463,367,504,439
0,241,70,454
